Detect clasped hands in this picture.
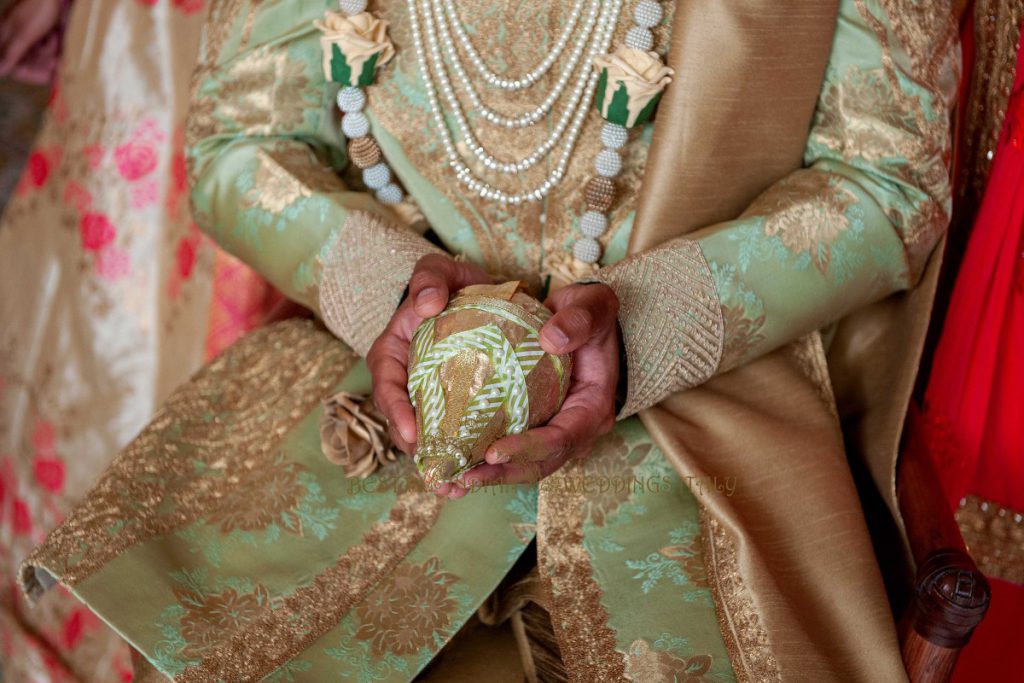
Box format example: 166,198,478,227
367,254,619,498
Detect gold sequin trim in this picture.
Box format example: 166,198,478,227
177,491,445,682
956,494,1024,585
594,239,724,417
955,0,1023,214
21,320,357,597
537,459,627,682
700,509,780,683
319,210,443,356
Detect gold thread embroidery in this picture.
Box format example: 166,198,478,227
353,556,460,657
955,0,1023,214
177,491,445,682
853,0,958,273
956,494,1024,585
594,239,724,417
537,458,627,682
700,509,780,683
244,143,344,214
623,640,717,682
745,171,858,276
369,1,675,285
20,320,357,597
319,210,443,356
785,333,839,421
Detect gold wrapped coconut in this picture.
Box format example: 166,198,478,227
407,282,572,487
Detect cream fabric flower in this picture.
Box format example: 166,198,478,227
315,11,395,86
593,46,674,127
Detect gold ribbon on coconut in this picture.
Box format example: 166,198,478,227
320,391,399,478
593,46,674,128
315,11,395,87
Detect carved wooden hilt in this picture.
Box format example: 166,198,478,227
900,548,991,682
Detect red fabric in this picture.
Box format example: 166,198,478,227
916,28,1024,683
922,48,1024,513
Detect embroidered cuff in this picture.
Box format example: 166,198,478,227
591,239,725,417
319,210,443,356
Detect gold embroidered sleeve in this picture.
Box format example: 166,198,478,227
591,240,724,418
594,0,959,416
320,212,443,356
186,0,437,349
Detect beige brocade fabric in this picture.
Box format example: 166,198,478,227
592,240,724,417
319,211,444,356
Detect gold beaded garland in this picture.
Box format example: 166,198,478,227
348,136,383,169
584,176,617,213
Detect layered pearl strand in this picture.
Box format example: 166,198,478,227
408,0,624,205
573,0,665,265
334,0,406,207
322,0,669,270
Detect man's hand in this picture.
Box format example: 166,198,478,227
367,254,490,456
442,282,620,498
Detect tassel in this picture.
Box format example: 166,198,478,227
320,391,398,478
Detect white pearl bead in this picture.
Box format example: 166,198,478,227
336,87,366,113
338,0,367,15
362,162,392,190
573,237,602,264
601,123,628,149
633,0,663,28
625,26,654,51
580,210,608,238
376,183,403,204
595,149,622,177
341,112,370,139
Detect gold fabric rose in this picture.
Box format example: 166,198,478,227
593,46,674,128
315,11,395,87
320,391,398,478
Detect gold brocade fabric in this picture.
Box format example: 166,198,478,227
369,0,674,289
16,0,965,680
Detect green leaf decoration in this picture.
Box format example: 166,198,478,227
633,91,663,127
606,81,632,127
356,51,380,87
594,68,609,115
329,43,352,86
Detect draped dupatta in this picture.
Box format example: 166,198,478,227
596,0,945,679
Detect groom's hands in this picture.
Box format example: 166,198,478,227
367,254,490,455
445,282,621,498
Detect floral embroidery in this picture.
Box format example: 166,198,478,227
215,47,315,136
581,431,650,527
710,262,767,371
208,454,305,533
95,247,132,282
114,139,159,182
354,557,460,657
79,213,117,252
623,639,718,683
747,172,859,276
626,523,709,599
155,569,273,663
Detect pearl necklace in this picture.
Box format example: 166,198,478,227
433,0,604,129
425,0,613,176
322,0,672,270
410,0,624,204
441,0,589,91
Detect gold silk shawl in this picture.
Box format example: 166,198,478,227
617,0,935,679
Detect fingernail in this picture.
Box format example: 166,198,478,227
417,287,440,306
487,447,511,464
545,326,569,349
398,422,415,445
